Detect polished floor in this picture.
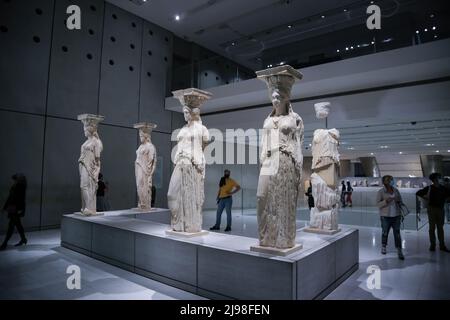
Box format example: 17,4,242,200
0,210,449,300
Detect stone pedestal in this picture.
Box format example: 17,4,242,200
165,230,209,238
250,243,303,257
302,227,341,235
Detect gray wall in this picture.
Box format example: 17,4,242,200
0,0,178,232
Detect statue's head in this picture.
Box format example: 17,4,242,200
134,122,157,144
78,114,104,139
314,102,331,119
183,106,201,123
256,65,302,115
172,88,212,123
83,124,96,138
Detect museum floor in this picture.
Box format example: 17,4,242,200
0,211,449,300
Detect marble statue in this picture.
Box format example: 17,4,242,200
78,114,104,216
167,88,211,234
306,102,340,233
254,65,304,251
134,122,157,211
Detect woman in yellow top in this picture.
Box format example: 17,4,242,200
210,170,241,232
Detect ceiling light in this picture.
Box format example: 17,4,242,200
336,49,340,53
430,14,435,18
424,28,428,32
434,35,438,38
371,41,375,45
435,150,440,153
380,145,389,149
231,42,235,46
175,15,180,21
344,9,348,12
432,26,436,30
345,47,349,51
447,150,450,153
399,152,403,154
350,46,354,50
416,30,419,34
321,15,325,19
425,143,435,146
370,153,374,156
288,25,292,29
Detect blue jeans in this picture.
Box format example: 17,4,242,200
215,197,232,228
381,216,402,248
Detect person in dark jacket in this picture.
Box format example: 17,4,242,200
417,172,450,252
1,174,28,250
340,180,347,208
305,181,315,210
346,181,353,207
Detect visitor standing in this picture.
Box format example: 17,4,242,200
210,170,241,232
346,181,353,207
417,173,450,252
1,174,28,250
376,175,404,260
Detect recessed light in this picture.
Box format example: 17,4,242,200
371,41,375,45
424,28,428,32
321,15,325,19
432,26,436,30
399,152,403,154
288,25,292,29
416,30,419,34
350,46,354,49
436,150,440,153
336,49,340,53
344,9,348,12
345,47,349,51
175,15,180,21
430,14,435,18
370,153,374,156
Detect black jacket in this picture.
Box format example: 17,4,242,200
3,183,26,217
416,185,450,209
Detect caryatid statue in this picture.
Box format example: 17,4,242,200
305,102,341,234
167,88,211,234
78,114,104,216
134,122,157,211
253,65,304,253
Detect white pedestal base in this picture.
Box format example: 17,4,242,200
74,212,104,217
250,243,303,256
165,230,209,238
303,227,341,235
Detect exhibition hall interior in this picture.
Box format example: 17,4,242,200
1,0,449,301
